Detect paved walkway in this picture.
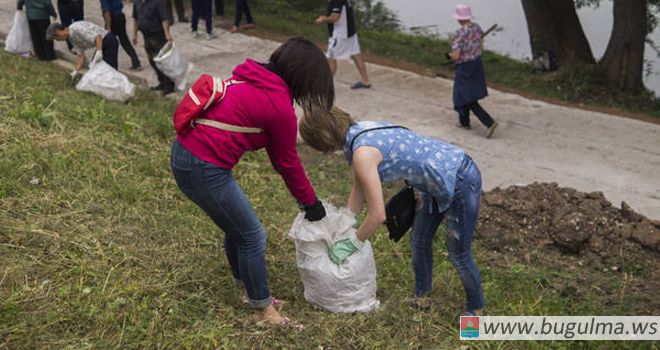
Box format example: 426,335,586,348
2,0,659,219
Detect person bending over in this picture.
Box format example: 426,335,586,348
171,38,335,329
299,107,486,317
47,21,120,79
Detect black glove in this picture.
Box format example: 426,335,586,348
444,51,452,60
303,199,326,221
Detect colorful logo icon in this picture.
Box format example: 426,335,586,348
460,316,480,338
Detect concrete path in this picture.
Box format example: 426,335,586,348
1,0,659,219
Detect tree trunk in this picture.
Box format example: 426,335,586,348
521,0,595,66
598,0,647,92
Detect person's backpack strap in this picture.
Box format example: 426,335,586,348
192,118,263,133
189,80,259,133
174,75,246,135
349,125,409,150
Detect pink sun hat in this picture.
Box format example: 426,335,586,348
453,4,473,20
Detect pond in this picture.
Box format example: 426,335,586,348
381,0,660,96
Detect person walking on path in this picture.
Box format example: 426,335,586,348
101,0,142,70
191,0,214,40
448,4,498,138
132,0,175,95
171,37,334,329
47,21,120,77
299,107,486,317
56,0,83,51
315,0,371,90
230,0,255,33
166,0,188,24
18,0,57,61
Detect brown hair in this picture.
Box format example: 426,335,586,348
300,106,356,153
269,37,334,115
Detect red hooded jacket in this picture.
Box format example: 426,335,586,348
176,59,316,206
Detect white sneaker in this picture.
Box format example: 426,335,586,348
206,33,216,40
192,31,198,38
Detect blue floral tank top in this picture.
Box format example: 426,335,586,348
343,121,465,211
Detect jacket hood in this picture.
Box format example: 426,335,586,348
232,59,291,96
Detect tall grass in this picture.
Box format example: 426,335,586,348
0,52,656,349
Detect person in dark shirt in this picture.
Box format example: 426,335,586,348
100,0,142,70
56,0,84,50
17,0,57,61
132,0,175,94
315,0,371,89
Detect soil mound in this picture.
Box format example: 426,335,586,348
476,183,659,313
478,182,659,257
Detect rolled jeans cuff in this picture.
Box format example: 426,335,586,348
250,296,273,309
233,278,272,308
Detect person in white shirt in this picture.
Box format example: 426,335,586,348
47,21,120,79
315,0,371,89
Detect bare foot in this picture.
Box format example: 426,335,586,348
229,25,239,33
255,305,304,330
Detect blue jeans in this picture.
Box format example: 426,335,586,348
410,155,485,312
170,141,272,308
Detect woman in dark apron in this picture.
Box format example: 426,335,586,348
449,4,499,138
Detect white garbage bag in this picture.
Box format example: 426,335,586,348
288,202,380,313
76,61,136,102
153,41,193,91
5,11,32,56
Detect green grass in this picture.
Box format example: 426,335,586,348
0,51,657,349
238,1,660,119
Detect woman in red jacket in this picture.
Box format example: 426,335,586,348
171,38,333,329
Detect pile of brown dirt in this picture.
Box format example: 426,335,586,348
477,183,659,259
476,183,659,313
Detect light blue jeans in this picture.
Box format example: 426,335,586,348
170,141,272,308
410,155,485,312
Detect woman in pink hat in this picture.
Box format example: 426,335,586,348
448,4,499,139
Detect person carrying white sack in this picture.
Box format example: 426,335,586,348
132,0,175,95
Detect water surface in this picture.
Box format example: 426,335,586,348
381,0,660,96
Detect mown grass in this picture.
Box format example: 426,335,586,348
234,1,660,119
0,51,657,349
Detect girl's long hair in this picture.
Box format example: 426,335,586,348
300,106,356,153
269,37,334,115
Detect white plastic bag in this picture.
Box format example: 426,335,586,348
5,11,32,56
76,61,136,102
153,41,193,91
288,202,380,313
